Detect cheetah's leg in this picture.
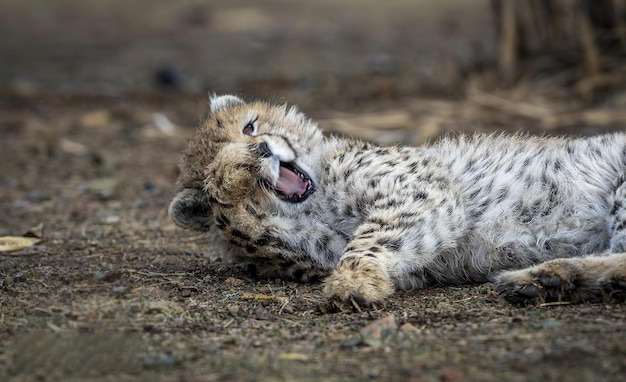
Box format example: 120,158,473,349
323,200,466,307
609,177,626,252
495,253,626,304
322,244,396,308
496,176,626,305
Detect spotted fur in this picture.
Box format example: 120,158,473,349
169,95,626,306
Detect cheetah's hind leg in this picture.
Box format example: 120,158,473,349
495,253,626,304
608,176,626,252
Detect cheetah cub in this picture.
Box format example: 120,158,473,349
170,95,626,307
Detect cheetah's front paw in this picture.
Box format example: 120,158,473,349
323,257,394,309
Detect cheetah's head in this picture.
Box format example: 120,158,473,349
169,94,324,232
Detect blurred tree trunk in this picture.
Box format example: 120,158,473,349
493,0,626,85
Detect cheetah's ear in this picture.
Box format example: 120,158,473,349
169,188,214,231
209,94,245,113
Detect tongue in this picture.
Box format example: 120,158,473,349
276,167,308,196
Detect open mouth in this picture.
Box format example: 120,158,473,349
274,161,315,203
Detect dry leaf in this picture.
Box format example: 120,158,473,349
0,236,41,253
24,223,45,239
278,352,309,361
79,110,111,128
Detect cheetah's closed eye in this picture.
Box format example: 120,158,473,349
169,94,626,308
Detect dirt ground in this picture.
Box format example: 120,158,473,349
1,1,626,381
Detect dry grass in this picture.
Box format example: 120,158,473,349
1,88,625,381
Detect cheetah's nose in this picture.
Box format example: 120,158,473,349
258,142,273,158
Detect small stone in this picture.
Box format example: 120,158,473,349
155,66,186,89
93,270,106,280
13,272,27,283
226,304,240,316
112,286,127,296
541,320,562,328
367,53,395,75
145,355,180,367
399,322,422,335
26,190,51,202
131,200,149,209
359,314,398,348
102,215,120,224
224,277,246,287
79,177,117,199
440,367,464,382
280,304,294,314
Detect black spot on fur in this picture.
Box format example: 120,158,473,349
245,204,264,220
398,212,415,222
375,148,390,156
255,232,272,246
208,196,234,209
465,158,477,172
342,203,356,218
376,237,402,251
316,235,331,253
231,229,251,242
215,214,230,230
372,192,385,201
348,260,359,271
408,162,420,172
413,191,428,200
611,199,623,216
495,187,509,203
367,217,388,226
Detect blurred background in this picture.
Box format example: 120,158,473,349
0,0,493,97
2,0,626,141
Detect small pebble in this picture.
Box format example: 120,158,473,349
227,304,240,316
155,66,186,89
112,286,127,296
223,277,246,287
26,190,51,202
93,270,106,280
